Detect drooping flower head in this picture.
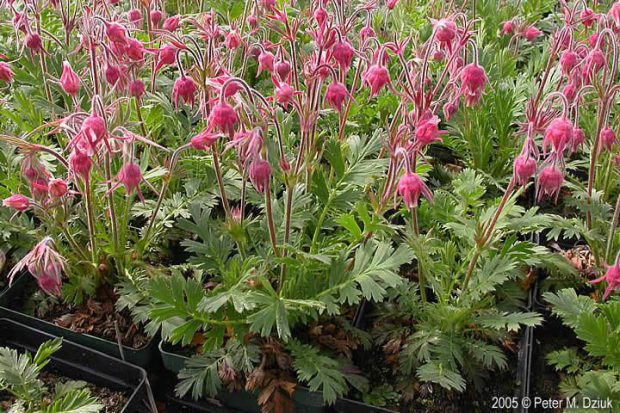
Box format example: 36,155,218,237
49,178,69,198
332,39,355,71
414,113,446,149
536,165,564,202
163,15,180,32
257,50,275,75
559,51,578,76
190,130,221,150
129,79,146,99
363,64,390,97
69,149,92,180
324,82,348,112
432,18,457,45
150,10,163,27
249,158,272,193
591,253,620,300
8,237,65,296
397,172,433,210
543,117,574,153
25,33,43,53
523,26,543,42
513,153,537,187
0,62,14,83
2,194,30,212
109,163,144,201
460,64,487,106
172,75,196,109
209,102,238,139
600,127,618,153
60,61,80,96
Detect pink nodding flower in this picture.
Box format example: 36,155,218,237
69,150,92,180
225,30,242,50
80,113,107,152
583,49,606,80
25,33,43,53
129,79,145,99
105,64,122,86
432,18,457,44
150,10,163,27
275,60,291,82
591,255,620,301
325,82,348,112
543,117,574,153
460,64,487,107
559,51,578,75
610,2,620,27
600,127,618,153
563,83,577,102
60,61,80,96
397,172,433,211
314,7,328,28
581,7,596,28
536,166,564,202
190,130,221,150
414,114,446,148
126,38,146,61
386,0,399,10
257,50,275,75
3,194,30,212
513,154,537,186
49,178,69,198
105,22,127,44
8,237,65,296
523,26,543,42
154,45,176,75
163,15,180,32
332,39,355,71
208,102,238,139
30,178,48,202
173,76,196,109
128,8,142,25
571,127,585,153
501,20,515,35
363,64,391,97
110,163,144,201
443,100,459,121
249,158,272,193
0,62,14,83
247,15,258,29
275,83,295,108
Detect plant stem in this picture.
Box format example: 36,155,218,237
587,99,608,229
462,178,516,291
606,192,620,262
83,177,97,263
212,147,231,218
265,185,280,259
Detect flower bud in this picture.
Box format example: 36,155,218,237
249,159,272,193
163,15,180,32
513,154,537,186
0,62,14,83
397,172,433,210
60,61,80,96
3,194,30,211
150,10,163,27
208,102,238,138
536,166,563,202
49,179,69,198
325,82,348,112
363,64,390,97
129,79,145,99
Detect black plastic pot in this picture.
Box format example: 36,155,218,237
0,318,147,413
0,275,158,367
159,340,397,413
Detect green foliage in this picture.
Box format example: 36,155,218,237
545,290,620,407
0,339,102,413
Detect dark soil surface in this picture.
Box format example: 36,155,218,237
0,371,129,413
20,280,149,349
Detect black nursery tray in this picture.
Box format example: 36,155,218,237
159,340,397,413
0,274,158,367
0,318,147,413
